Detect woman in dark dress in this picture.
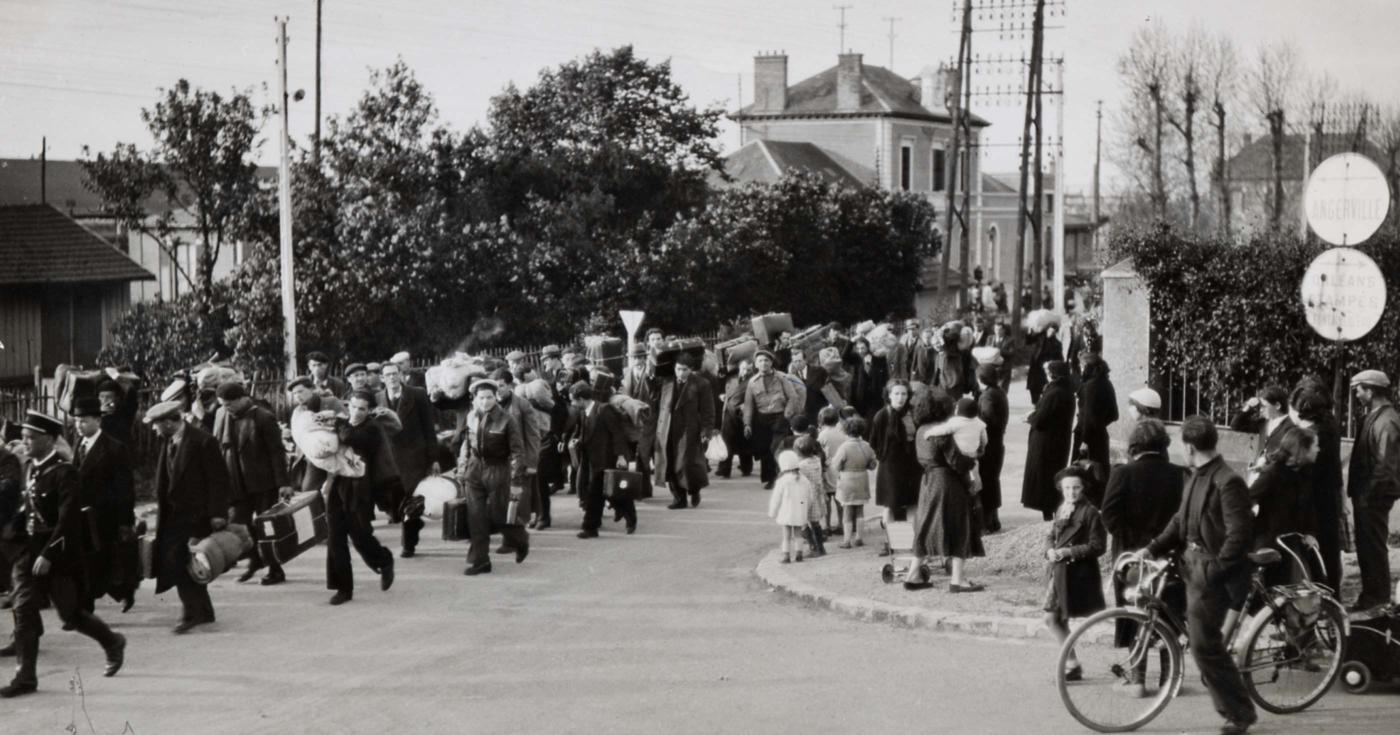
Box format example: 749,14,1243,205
845,337,889,420
1021,360,1076,521
870,380,920,553
1026,324,1064,405
1289,381,1344,593
906,390,985,591
1250,426,1318,582
976,364,1009,533
1072,353,1118,470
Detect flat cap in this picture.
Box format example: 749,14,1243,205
469,378,499,394
344,362,367,377
505,350,526,362
96,380,122,395
754,350,776,363
22,410,65,436
286,376,313,392
1129,387,1162,410
540,345,562,358
390,351,411,364
143,401,184,424
366,362,382,372
1350,369,1391,389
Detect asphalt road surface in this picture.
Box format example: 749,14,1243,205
6,475,1396,734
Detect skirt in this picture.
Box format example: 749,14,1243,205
913,468,985,559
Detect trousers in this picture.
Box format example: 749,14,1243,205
231,492,283,575
1353,495,1396,605
8,547,119,688
325,488,393,593
718,409,752,477
1182,549,1256,724
749,411,788,484
462,459,527,568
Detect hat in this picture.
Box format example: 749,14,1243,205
306,351,330,364
777,449,800,473
96,379,122,395
390,351,411,364
366,362,382,373
216,381,247,401
344,363,367,377
21,410,64,436
1129,387,1162,410
143,401,184,424
1350,369,1391,389
629,343,647,358
569,381,594,401
755,350,776,363
469,379,499,394
287,376,313,392
505,350,526,362
160,377,188,403
541,345,562,359
71,396,103,418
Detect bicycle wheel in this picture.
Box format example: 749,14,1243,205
1058,608,1185,733
1239,599,1347,714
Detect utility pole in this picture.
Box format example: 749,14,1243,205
1052,58,1066,315
1012,0,1046,334
883,16,899,68
40,137,46,205
833,5,852,53
276,17,298,380
939,0,973,309
314,0,323,169
1093,99,1102,258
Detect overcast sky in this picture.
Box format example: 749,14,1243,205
3,0,1398,194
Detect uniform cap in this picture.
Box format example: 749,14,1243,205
21,410,65,436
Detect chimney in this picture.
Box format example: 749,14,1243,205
919,64,941,111
837,53,863,111
753,52,788,112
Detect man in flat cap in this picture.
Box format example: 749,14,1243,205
147,400,230,634
213,381,292,586
365,362,384,393
1127,386,1162,423
342,363,370,400
743,350,801,489
458,380,528,575
71,397,137,612
540,346,564,377
0,411,125,698
306,351,346,398
1347,369,1400,611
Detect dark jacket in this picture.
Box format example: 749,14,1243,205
654,376,715,492
844,348,889,418
75,432,135,545
790,362,829,422
1073,365,1118,466
153,423,231,592
0,446,24,543
871,404,920,509
1099,452,1186,559
1347,402,1400,502
9,454,83,571
214,400,289,501
1026,332,1064,398
1148,455,1253,574
1046,500,1108,618
1021,376,1076,513
1230,411,1294,466
574,400,632,477
1250,462,1311,548
385,385,437,493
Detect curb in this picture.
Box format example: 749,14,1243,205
754,550,1053,641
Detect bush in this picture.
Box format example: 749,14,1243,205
99,291,231,382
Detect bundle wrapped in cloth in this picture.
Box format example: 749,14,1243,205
1026,309,1061,334
425,353,488,401
187,524,254,584
290,407,365,478
971,346,1005,366
865,324,899,358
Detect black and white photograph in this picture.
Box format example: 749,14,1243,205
2,0,1400,732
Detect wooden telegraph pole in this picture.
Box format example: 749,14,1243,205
1011,0,1046,333
939,0,973,309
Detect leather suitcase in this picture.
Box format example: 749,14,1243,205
603,469,645,501
442,497,471,541
715,335,759,369
254,491,328,565
751,313,794,346
653,338,707,380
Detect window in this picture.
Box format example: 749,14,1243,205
900,144,912,191
932,149,946,192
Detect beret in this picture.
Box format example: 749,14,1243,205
569,381,594,401
143,401,184,423
215,381,247,401
1350,369,1391,389
1129,387,1162,410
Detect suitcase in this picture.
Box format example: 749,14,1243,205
584,335,625,374
442,497,471,541
751,313,794,346
715,335,759,369
603,469,645,501
788,324,829,358
653,338,707,380
253,491,328,565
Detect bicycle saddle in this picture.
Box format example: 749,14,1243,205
1248,548,1282,566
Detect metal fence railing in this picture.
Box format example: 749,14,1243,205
1161,368,1362,439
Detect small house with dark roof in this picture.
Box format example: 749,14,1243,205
0,203,154,382
1225,132,1385,237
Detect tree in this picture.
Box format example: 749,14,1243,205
1203,33,1240,238
1166,25,1206,233
1247,40,1300,232
1117,26,1173,219
1375,105,1400,234
82,79,268,306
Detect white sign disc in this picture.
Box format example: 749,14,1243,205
1300,247,1387,342
1304,153,1390,246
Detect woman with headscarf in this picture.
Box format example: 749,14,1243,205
1072,353,1118,474
844,337,889,420
870,380,921,555
1288,380,1344,593
1026,324,1064,405
1021,360,1076,521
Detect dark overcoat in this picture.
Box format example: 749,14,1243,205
1072,366,1118,468
214,401,288,501
653,377,715,492
1099,452,1186,559
153,423,231,593
871,405,920,509
1026,333,1063,400
1021,376,1076,513
1046,500,1108,618
977,385,1009,510
386,385,438,495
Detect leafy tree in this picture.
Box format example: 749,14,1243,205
81,79,268,305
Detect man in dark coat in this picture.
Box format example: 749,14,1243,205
787,350,829,428
655,354,715,510
570,382,633,537
0,440,20,609
307,351,347,398
717,359,755,479
622,345,661,499
382,361,437,555
147,400,230,634
1229,384,1294,479
976,365,1009,533
96,379,138,446
213,382,292,586
1145,417,1256,735
0,412,125,698
71,398,137,611
1346,369,1400,611
1021,360,1076,520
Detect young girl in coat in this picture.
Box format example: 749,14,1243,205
793,435,829,557
816,407,849,536
833,417,878,549
768,450,812,563
1043,466,1107,681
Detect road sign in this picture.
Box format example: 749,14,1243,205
1300,247,1387,342
1304,152,1390,246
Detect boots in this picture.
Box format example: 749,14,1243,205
401,515,424,558
807,522,826,557
0,630,39,697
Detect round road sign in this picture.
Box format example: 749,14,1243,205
1304,153,1390,246
1300,247,1386,342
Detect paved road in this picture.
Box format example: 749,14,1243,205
7,472,1395,735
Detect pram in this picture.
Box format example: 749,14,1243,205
1340,585,1400,694
877,519,943,584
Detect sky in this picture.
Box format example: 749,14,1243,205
3,0,1399,195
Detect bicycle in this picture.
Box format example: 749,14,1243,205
1056,534,1349,733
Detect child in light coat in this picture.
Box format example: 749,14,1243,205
940,397,987,492
832,417,877,548
794,435,829,557
767,450,812,563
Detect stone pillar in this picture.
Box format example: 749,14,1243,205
1101,258,1149,448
